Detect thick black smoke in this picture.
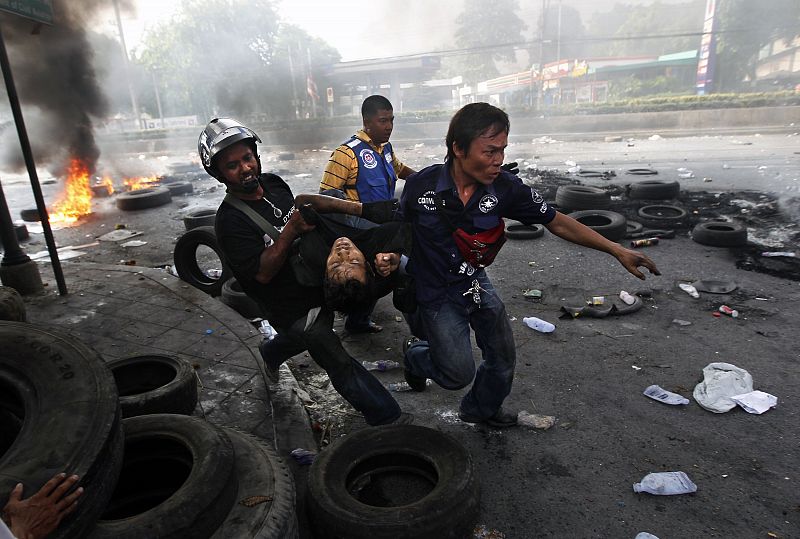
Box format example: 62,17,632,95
0,2,131,175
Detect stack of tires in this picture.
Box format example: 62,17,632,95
0,323,297,538
555,185,627,242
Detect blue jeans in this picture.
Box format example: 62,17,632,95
404,272,516,419
261,307,401,425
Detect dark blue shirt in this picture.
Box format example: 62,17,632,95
399,163,556,307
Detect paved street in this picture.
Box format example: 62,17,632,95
2,128,799,538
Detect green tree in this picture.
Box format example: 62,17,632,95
586,1,705,58
715,0,800,91
134,0,339,120
452,0,527,83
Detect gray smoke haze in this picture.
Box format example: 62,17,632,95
0,1,133,176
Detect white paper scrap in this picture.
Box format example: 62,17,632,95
730,390,777,414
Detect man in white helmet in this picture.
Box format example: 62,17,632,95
199,118,411,426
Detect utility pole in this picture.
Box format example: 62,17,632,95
113,0,141,131
536,0,546,111
287,44,299,119
151,71,164,128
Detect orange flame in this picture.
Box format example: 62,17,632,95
98,176,114,195
49,159,93,226
124,175,160,191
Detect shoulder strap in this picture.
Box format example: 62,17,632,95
223,193,281,241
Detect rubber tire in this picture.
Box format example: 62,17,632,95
555,185,611,210
116,187,172,211
173,226,231,297
107,355,198,418
165,181,194,196
183,208,217,231
88,414,238,539
0,286,26,322
307,424,480,539
637,204,688,227
568,210,627,242
91,184,113,198
628,180,680,200
19,208,41,222
210,428,298,539
691,221,748,247
626,220,644,236
575,170,607,178
505,223,545,240
220,278,265,319
0,322,124,539
14,223,29,241
626,168,658,175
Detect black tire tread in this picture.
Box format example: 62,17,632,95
173,226,231,297
107,355,198,418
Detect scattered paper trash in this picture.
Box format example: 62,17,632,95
648,134,662,140
693,362,754,413
643,384,690,405
294,173,311,178
290,448,316,465
523,289,543,299
97,229,142,242
633,471,697,495
678,283,700,298
730,390,777,414
517,411,556,430
635,533,661,539
564,160,577,167
672,319,692,326
121,240,147,247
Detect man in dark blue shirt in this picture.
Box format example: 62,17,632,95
400,103,660,428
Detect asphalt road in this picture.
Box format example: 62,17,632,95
2,130,799,539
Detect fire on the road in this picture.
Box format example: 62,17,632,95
49,159,92,226
124,175,159,191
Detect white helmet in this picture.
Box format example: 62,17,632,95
198,118,261,179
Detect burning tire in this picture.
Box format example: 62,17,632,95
210,428,298,539
116,187,172,211
628,180,680,200
19,208,41,222
691,221,748,247
568,210,627,242
637,204,687,228
165,181,194,196
0,322,124,539
555,185,611,211
505,223,545,240
107,355,198,418
173,226,231,297
221,278,265,319
87,414,237,539
183,208,217,231
307,425,480,539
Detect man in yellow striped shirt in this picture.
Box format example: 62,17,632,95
319,95,415,203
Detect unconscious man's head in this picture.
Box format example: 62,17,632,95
323,237,374,313
198,117,262,194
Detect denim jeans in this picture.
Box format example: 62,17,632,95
261,307,401,425
404,272,516,419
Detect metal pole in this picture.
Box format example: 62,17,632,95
152,70,164,127
113,0,141,130
536,0,546,111
0,24,65,294
287,44,299,119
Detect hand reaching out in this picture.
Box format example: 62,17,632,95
2,473,83,539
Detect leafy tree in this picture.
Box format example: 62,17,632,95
452,0,527,83
715,0,800,90
586,1,705,58
133,0,339,120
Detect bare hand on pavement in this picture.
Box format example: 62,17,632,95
2,473,83,539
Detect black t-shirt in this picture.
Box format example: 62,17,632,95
215,173,324,326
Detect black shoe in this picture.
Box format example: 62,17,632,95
259,339,281,384
402,337,427,392
458,407,518,428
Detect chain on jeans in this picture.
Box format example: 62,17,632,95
462,279,486,305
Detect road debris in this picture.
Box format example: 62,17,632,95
517,411,556,429
633,471,697,495
693,362,753,413
678,283,700,298
643,384,690,405
730,390,778,414
522,316,555,333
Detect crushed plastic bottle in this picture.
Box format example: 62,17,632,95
718,305,739,318
619,290,636,305
643,384,690,405
522,316,555,333
362,360,400,372
678,283,700,298
633,471,697,495
387,381,413,392
259,320,277,340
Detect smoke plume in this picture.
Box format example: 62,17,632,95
0,2,129,175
